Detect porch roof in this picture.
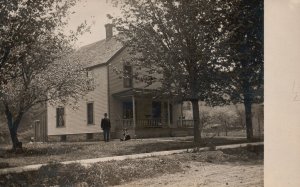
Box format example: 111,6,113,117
112,88,169,99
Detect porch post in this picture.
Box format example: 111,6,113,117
132,95,136,128
180,102,183,127
167,100,171,127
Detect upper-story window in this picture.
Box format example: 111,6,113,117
86,70,95,91
123,65,132,88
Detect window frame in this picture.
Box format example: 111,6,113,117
123,65,133,88
56,107,65,128
122,101,133,119
87,102,94,125
86,70,95,91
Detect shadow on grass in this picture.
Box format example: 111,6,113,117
124,137,252,155
0,137,262,164
175,144,264,167
0,145,84,158
220,144,264,164
0,157,183,187
0,145,263,186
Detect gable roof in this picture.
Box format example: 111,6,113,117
74,36,123,68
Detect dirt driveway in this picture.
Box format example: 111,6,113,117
117,160,263,187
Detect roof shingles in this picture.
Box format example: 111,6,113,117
74,37,123,68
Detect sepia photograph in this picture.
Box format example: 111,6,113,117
0,0,296,186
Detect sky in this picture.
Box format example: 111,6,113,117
66,0,122,48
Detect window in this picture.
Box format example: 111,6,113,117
123,102,133,119
87,102,94,125
123,65,132,88
152,101,161,118
169,104,173,123
56,107,65,127
86,71,95,91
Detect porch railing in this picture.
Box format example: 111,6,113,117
116,119,133,129
137,118,164,128
116,118,168,128
177,119,194,128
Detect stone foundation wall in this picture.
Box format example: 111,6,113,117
46,128,194,142
48,132,117,142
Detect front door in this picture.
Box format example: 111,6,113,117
152,101,161,118
123,101,133,119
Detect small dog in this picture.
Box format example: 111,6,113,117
120,128,131,141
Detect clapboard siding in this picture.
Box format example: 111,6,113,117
108,48,130,130
47,66,108,135
108,48,131,94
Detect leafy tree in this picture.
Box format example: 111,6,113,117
111,0,232,143
1,52,90,149
219,0,263,140
0,0,90,149
200,110,211,129
234,104,246,129
210,107,238,136
0,0,86,84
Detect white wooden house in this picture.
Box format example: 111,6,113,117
40,24,193,141
46,24,122,140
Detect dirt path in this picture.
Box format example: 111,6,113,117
117,161,263,187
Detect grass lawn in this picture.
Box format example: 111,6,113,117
0,135,261,168
0,145,264,187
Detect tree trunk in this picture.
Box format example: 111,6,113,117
9,126,21,150
5,107,23,150
191,99,201,144
225,121,228,136
244,100,253,140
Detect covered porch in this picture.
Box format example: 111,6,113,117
112,89,174,130
110,89,195,138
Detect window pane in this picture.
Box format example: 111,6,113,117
169,104,173,123
86,71,94,91
123,102,133,119
87,103,94,124
152,101,161,118
123,65,132,88
56,107,65,127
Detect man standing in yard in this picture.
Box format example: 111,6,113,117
101,113,111,142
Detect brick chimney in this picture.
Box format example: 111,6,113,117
105,23,113,40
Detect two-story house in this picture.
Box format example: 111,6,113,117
37,24,193,141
